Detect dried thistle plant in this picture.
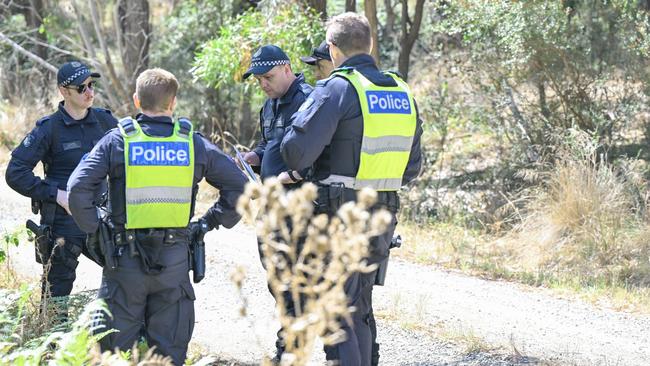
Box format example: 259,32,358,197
237,179,391,365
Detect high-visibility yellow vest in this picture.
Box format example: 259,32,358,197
119,117,194,229
331,69,417,191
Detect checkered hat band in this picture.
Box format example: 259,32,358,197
60,69,89,87
251,60,289,68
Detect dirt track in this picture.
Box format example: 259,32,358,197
1,172,649,365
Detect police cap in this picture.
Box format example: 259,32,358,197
57,61,100,87
243,45,290,80
300,41,331,65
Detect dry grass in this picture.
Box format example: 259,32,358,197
234,179,392,365
506,132,650,287
394,131,650,312
0,98,54,164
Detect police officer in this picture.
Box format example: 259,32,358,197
302,39,383,365
281,13,423,366
67,68,247,365
241,44,313,360
242,44,312,186
300,40,334,80
5,61,117,303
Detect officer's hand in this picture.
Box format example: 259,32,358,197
278,170,302,185
57,189,71,215
243,152,260,166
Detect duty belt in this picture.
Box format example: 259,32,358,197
314,182,400,214
114,228,189,247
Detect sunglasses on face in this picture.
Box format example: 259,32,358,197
65,81,96,94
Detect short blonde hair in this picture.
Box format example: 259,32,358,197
326,12,371,56
136,68,179,112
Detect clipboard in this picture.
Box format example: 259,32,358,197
232,144,259,183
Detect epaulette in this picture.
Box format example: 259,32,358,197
177,117,193,139
93,107,113,115
332,66,355,74
118,117,137,136
384,70,405,80
299,82,313,95
316,73,340,87
35,115,51,126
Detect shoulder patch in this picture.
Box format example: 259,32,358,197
22,133,35,147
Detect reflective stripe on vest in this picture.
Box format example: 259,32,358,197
120,117,194,229
332,70,417,191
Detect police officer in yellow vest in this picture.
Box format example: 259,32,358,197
281,13,423,366
67,68,248,365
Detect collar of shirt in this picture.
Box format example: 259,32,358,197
56,101,97,126
135,113,174,124
278,73,306,106
339,54,396,87
340,54,378,71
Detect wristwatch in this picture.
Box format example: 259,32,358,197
287,170,302,183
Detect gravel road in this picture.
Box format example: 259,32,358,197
1,171,648,366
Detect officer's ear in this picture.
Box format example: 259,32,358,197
168,96,177,112
133,93,141,110
282,64,292,77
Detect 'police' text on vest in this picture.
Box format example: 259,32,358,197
366,91,411,114
129,142,190,166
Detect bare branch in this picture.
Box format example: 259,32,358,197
71,0,97,58
0,31,57,74
87,0,129,102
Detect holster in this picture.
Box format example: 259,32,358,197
98,217,117,271
375,235,402,286
190,236,206,283
28,198,57,264
26,219,52,264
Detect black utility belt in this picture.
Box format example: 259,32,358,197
315,184,400,213
114,227,189,247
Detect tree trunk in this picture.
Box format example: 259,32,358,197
364,0,380,64
232,0,259,17
304,0,327,20
397,0,425,81
345,0,356,12
384,0,397,40
20,0,47,60
116,0,150,95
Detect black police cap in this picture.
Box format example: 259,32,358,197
243,45,290,80
57,61,100,87
300,41,331,65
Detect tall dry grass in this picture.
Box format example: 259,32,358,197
0,97,54,164
502,131,650,287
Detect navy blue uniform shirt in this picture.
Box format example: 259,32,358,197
67,114,248,233
281,54,423,185
6,102,117,232
253,73,312,180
